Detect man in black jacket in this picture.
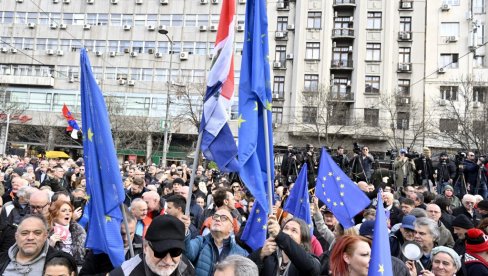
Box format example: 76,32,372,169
452,194,481,226
436,153,456,194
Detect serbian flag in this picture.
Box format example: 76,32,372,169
62,104,81,139
199,0,238,172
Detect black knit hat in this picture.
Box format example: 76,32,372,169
477,200,488,212
452,214,474,230
145,215,185,253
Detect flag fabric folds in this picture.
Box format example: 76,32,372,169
62,104,81,139
368,190,393,276
315,148,370,228
80,48,125,267
199,0,238,172
239,0,274,250
283,163,313,233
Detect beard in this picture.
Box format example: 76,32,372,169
145,255,178,276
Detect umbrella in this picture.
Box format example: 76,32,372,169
45,151,70,159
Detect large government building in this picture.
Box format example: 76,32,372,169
0,0,486,164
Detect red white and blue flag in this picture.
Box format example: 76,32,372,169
199,0,238,172
62,104,81,139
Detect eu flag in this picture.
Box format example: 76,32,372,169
315,148,370,228
80,49,125,267
238,0,274,250
368,190,393,276
283,163,313,233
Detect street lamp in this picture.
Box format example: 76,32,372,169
159,29,173,168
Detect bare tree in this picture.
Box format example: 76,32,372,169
173,81,205,131
297,83,358,147
430,74,488,152
365,90,433,151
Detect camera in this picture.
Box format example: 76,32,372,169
405,151,420,160
353,142,362,155
386,149,397,160
455,151,466,163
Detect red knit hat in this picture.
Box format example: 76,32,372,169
465,228,488,253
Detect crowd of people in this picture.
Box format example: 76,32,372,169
0,147,487,275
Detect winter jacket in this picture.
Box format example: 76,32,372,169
0,241,59,275
249,231,321,276
49,222,86,265
184,233,248,275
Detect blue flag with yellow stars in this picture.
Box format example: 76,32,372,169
368,190,393,276
238,0,274,250
80,48,125,267
315,147,370,228
283,163,313,233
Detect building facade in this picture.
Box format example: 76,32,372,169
0,0,486,163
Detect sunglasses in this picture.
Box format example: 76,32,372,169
148,243,183,258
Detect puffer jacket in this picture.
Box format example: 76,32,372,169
184,233,248,276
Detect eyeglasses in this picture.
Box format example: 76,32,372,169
212,213,232,222
469,154,475,157
28,203,49,210
147,242,183,258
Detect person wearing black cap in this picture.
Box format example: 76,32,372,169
435,153,456,194
44,251,78,276
452,214,474,256
110,215,195,276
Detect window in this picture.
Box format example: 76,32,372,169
440,54,459,68
305,42,320,60
329,104,349,125
273,76,285,98
302,106,317,124
307,12,321,29
334,16,353,29
366,43,381,61
440,86,458,100
332,46,351,66
473,0,485,13
439,119,458,132
473,87,486,102
473,120,486,135
277,16,288,31
474,55,485,68
440,22,460,37
443,0,460,5
399,47,411,63
397,112,410,130
304,74,319,92
400,17,411,32
275,45,286,62
367,12,382,30
272,107,283,124
398,79,410,95
332,78,350,98
476,24,485,45
365,76,380,94
364,109,379,127
185,14,197,27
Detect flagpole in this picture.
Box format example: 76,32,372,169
262,109,273,214
120,204,134,258
185,132,203,216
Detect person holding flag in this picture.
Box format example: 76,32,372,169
368,190,393,276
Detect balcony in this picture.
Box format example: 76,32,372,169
397,62,412,73
329,89,355,103
332,28,355,39
399,0,413,10
331,59,354,70
273,60,286,69
333,0,356,9
396,96,411,106
398,31,412,41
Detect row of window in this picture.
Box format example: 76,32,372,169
0,11,243,27
0,64,211,84
440,86,486,102
0,37,244,56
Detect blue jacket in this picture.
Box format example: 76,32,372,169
184,233,248,276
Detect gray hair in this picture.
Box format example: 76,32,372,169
415,217,439,242
410,208,427,218
215,255,258,276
